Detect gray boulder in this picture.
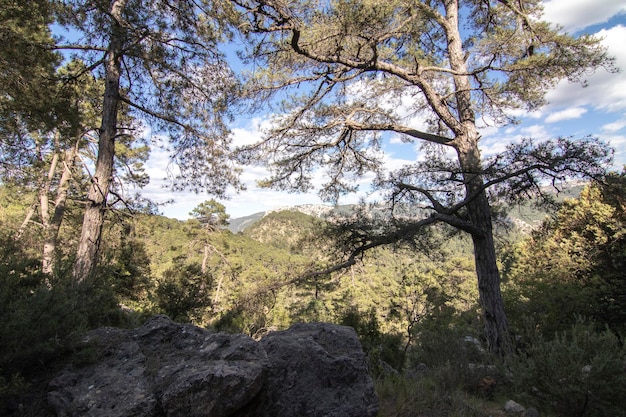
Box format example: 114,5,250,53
238,322,379,417
48,315,267,417
47,317,378,417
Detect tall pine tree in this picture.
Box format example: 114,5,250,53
234,0,615,353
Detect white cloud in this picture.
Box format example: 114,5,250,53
521,124,551,139
543,25,626,113
545,107,588,123
543,0,626,32
602,119,626,132
480,123,551,158
231,117,268,147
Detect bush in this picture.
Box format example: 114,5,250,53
338,307,404,376
404,325,503,400
504,318,626,417
153,260,212,323
376,372,491,417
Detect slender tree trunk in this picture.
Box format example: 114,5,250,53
15,142,48,240
213,273,224,305
72,0,126,284
202,244,210,274
38,135,60,284
15,198,37,240
42,139,79,275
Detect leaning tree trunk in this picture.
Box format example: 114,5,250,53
72,0,126,284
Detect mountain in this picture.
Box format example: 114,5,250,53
227,204,336,233
228,211,266,233
226,183,585,234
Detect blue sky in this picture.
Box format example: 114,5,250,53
143,0,626,219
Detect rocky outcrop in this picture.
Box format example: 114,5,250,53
47,316,378,417
240,322,379,417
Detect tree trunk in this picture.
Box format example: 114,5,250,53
202,244,210,274
468,191,512,355
444,0,511,355
456,134,512,355
15,198,38,240
72,0,126,284
39,136,60,283
42,140,79,275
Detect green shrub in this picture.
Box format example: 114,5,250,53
153,260,212,323
338,306,404,375
376,372,491,417
504,318,626,417
405,326,503,400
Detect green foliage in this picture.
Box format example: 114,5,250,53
189,199,230,227
377,374,475,417
154,259,213,323
503,174,626,334
0,232,128,392
98,224,153,308
504,319,626,417
338,307,404,375
3,185,626,416
0,0,59,133
244,210,323,254
57,0,242,196
378,326,498,417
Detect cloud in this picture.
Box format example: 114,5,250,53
231,117,268,147
545,107,588,123
543,0,626,32
543,25,626,113
602,119,626,132
479,123,551,158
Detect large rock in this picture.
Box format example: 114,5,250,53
48,315,267,417
239,322,379,417
47,317,378,417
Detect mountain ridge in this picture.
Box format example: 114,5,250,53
226,183,584,234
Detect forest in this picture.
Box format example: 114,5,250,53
1,0,625,416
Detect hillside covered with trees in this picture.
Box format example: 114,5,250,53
1,0,625,416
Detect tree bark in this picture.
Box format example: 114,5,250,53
39,135,60,281
15,197,38,240
452,122,512,354
72,0,126,284
42,139,79,275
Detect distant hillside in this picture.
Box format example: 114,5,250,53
501,182,585,233
227,204,339,233
228,211,266,233
226,183,584,235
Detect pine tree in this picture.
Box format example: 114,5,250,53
233,0,615,353
55,0,243,283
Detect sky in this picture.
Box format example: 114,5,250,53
141,0,626,220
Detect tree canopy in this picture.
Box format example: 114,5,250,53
56,0,241,193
